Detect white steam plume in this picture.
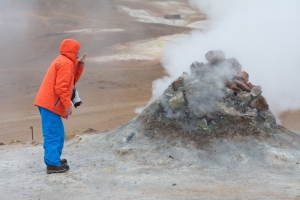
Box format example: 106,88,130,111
137,0,300,120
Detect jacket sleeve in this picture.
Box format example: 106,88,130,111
74,65,84,84
55,61,73,109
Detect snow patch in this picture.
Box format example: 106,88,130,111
89,34,186,63
154,1,181,7
89,55,155,63
131,34,186,55
64,28,124,34
187,20,210,30
178,9,197,14
119,6,186,26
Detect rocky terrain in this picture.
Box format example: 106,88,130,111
2,50,300,199
1,1,300,199
140,50,281,144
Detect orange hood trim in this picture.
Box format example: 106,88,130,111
60,39,80,65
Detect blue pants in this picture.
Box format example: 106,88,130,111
38,107,65,166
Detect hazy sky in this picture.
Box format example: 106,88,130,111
146,0,300,120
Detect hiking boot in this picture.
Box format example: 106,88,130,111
47,164,70,174
60,158,67,165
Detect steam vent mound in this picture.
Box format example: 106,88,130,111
138,50,298,148
2,51,300,199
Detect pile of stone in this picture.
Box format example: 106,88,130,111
140,50,278,141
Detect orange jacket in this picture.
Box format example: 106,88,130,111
34,39,84,118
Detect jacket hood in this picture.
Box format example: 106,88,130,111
59,39,81,64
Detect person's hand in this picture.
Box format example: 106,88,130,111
78,54,86,66
66,107,72,116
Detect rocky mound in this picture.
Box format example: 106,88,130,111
137,50,297,148
1,51,300,199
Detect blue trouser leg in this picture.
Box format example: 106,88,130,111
38,107,65,166
58,120,65,157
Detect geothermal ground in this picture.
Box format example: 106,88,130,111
0,0,205,143
0,0,300,199
0,0,299,144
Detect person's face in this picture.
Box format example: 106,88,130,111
76,49,80,59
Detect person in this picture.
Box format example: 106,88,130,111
34,39,86,174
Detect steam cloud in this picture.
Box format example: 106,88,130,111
137,0,300,121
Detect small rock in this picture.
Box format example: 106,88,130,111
205,113,215,122
171,77,184,91
117,149,131,156
168,91,186,110
250,85,262,97
236,91,252,104
196,118,208,128
224,87,234,98
226,57,242,75
30,141,42,146
205,50,225,64
164,14,181,19
259,110,276,128
82,128,97,133
234,80,251,92
126,132,135,142
259,110,274,119
249,95,269,111
244,107,257,117
165,92,173,97
190,61,206,77
193,104,207,119
10,139,22,144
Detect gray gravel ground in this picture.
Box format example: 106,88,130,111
1,118,300,200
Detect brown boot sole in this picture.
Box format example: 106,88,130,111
47,165,70,174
